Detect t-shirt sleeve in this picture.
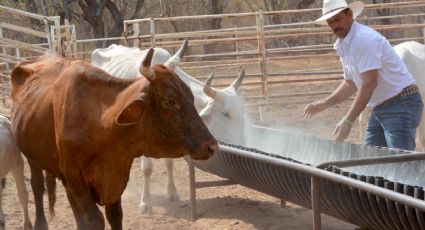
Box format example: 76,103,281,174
355,36,383,73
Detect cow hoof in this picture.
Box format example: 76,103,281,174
35,218,48,230
23,221,33,230
0,215,4,230
139,203,153,214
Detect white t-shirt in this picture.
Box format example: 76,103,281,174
334,21,415,107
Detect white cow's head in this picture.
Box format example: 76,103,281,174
199,69,247,145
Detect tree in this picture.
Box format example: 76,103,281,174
52,0,145,47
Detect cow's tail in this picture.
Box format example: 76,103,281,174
44,171,57,220
1,177,5,189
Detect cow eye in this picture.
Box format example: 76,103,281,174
222,112,230,118
168,100,176,107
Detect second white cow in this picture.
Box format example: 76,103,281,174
91,41,248,213
358,41,425,150
0,115,32,230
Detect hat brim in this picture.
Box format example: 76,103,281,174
314,1,365,25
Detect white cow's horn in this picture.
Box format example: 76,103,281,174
203,72,217,98
164,40,188,70
230,67,245,89
140,48,155,81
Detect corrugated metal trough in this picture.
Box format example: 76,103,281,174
187,126,425,230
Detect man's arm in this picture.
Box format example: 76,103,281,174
333,69,378,142
345,70,378,121
304,79,357,119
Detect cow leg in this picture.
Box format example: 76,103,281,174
165,159,179,201
29,162,48,230
105,199,122,230
139,156,153,213
416,111,425,151
10,155,32,230
64,179,105,230
44,172,56,220
0,178,5,230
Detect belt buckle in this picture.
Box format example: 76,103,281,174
400,85,417,97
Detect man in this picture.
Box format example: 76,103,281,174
304,0,423,150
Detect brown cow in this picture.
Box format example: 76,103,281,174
10,46,218,230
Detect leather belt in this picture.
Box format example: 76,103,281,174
377,85,419,107
399,84,419,97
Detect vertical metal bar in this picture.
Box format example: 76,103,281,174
280,198,287,209
311,176,322,230
188,159,197,220
255,10,269,104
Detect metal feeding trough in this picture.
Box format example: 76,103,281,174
186,126,425,230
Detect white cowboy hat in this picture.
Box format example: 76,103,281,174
315,0,364,25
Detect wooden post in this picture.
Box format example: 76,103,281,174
234,26,239,60
0,27,9,71
256,10,269,104
149,19,156,47
64,19,72,57
423,20,425,44
54,17,62,54
132,23,140,47
70,25,77,58
43,18,52,51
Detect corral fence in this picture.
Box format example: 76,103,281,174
0,5,77,115
119,1,425,121
1,1,425,121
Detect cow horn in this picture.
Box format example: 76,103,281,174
140,48,156,81
203,72,217,98
164,40,188,70
230,67,245,89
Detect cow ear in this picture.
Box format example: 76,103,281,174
11,66,33,87
115,99,145,125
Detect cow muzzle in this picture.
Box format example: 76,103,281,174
191,139,219,161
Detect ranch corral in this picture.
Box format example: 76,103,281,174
1,1,425,229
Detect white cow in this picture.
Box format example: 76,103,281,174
91,41,247,213
0,115,32,230
358,41,425,150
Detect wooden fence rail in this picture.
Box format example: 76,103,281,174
0,1,424,120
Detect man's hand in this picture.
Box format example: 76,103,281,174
304,100,327,119
333,119,352,143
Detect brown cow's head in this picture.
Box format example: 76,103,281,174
114,42,218,161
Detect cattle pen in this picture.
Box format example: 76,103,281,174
1,1,425,230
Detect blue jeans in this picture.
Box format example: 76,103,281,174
364,92,423,151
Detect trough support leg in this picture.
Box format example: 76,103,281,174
311,177,321,230
188,159,197,221
280,198,286,209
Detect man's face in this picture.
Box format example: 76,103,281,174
326,9,354,38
